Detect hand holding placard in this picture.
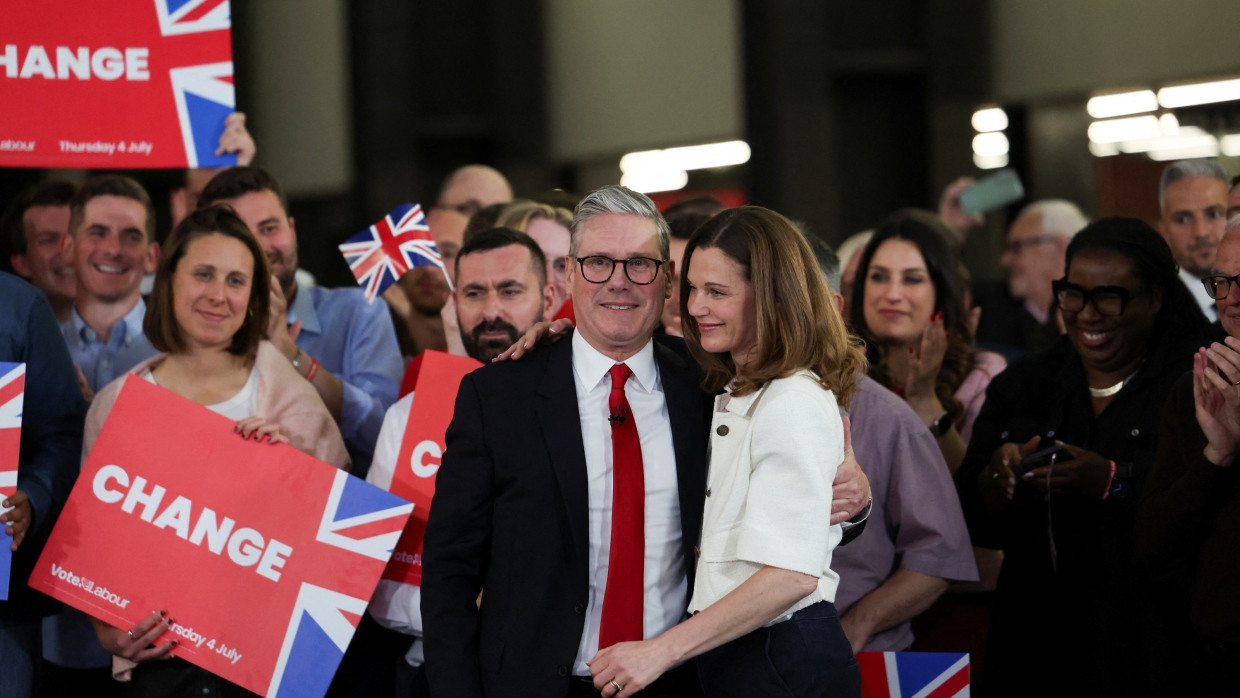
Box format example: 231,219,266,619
31,378,412,696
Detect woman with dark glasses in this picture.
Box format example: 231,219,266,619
955,218,1207,696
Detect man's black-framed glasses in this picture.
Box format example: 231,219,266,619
1052,278,1140,316
1202,272,1240,300
575,255,665,285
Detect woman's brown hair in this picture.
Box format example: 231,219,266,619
145,205,271,356
679,206,866,406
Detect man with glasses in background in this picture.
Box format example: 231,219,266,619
974,200,1088,360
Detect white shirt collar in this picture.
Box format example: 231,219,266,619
721,381,763,417
571,331,658,393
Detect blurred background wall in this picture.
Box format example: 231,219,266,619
6,0,1240,287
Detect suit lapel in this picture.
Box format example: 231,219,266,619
536,335,591,564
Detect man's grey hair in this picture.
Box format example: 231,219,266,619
805,234,842,292
570,184,671,260
1017,199,1089,240
1228,213,1240,234
1159,159,1231,213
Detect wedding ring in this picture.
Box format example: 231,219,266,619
127,630,136,640
610,679,624,694
1232,378,1240,386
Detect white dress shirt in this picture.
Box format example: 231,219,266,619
365,392,425,667
688,370,843,618
571,332,685,674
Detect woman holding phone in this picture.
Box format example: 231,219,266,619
85,206,348,696
587,206,865,697
956,218,1207,695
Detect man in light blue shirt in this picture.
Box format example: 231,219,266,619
60,175,160,393
50,174,161,693
200,167,401,477
63,298,156,396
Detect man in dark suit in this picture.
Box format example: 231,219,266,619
422,185,709,698
422,186,870,698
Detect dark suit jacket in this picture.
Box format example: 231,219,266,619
421,332,711,698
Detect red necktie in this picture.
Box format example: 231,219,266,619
599,363,645,648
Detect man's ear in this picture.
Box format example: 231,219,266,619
664,259,675,299
144,241,160,275
288,216,297,239
543,284,557,318
10,254,31,279
169,187,189,228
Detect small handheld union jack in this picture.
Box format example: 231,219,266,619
0,362,25,600
858,651,970,698
339,203,448,303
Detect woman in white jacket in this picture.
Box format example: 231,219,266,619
588,206,866,697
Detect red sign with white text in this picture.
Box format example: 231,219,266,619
382,351,480,584
0,1,236,168
30,378,413,697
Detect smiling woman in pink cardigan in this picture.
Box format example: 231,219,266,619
85,205,347,697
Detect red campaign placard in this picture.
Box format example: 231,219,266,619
30,377,413,697
0,1,236,168
381,351,481,585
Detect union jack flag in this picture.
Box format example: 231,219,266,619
159,0,236,168
0,362,25,600
268,471,412,696
339,204,446,303
858,652,970,698
156,0,232,36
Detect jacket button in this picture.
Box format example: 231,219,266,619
716,425,729,436
1130,428,1140,437
558,665,569,677
694,545,701,557
573,603,585,614
705,487,712,497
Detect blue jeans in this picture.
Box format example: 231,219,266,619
696,601,860,697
